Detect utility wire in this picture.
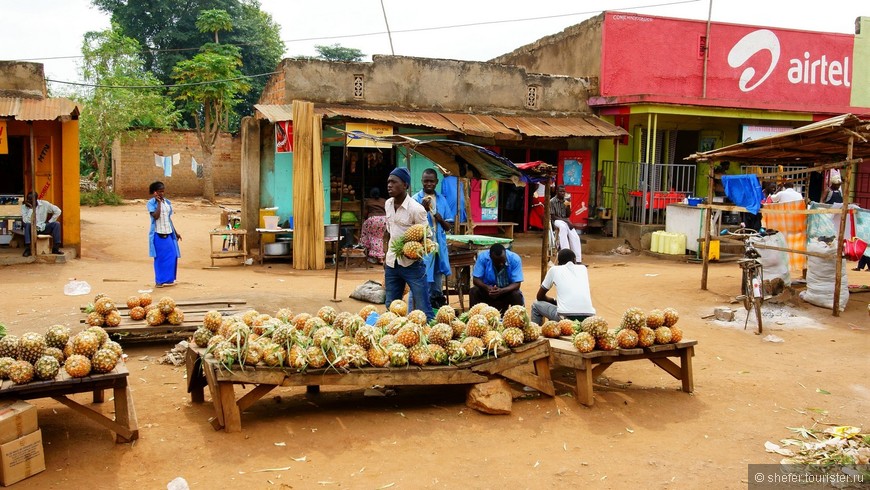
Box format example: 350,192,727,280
46,71,279,89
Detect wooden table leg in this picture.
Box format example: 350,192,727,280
680,346,694,393
93,389,105,403
576,358,595,407
113,382,139,443
185,348,206,403
218,382,242,433
306,385,320,395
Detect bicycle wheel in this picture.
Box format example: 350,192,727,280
752,266,764,334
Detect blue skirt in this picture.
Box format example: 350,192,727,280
153,234,178,285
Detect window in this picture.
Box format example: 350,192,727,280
353,74,364,99
525,85,540,109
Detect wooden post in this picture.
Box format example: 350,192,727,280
28,123,36,257
701,161,714,290
541,180,551,283
332,141,347,302
612,139,620,238
454,176,461,234
832,136,854,316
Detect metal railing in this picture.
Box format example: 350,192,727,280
600,161,697,225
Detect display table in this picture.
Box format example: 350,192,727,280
444,235,514,311
256,228,293,264
186,339,554,432
469,222,518,240
208,228,247,266
548,338,697,407
0,363,138,443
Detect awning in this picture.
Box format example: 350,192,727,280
254,103,627,140
0,97,80,121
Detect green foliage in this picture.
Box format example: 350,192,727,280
315,44,365,62
81,189,124,207
196,9,233,42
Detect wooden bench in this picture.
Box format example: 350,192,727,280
186,339,554,432
469,222,518,240
548,338,697,407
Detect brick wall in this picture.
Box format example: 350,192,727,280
114,129,241,198
258,60,287,106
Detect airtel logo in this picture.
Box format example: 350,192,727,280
727,30,780,92
727,29,851,92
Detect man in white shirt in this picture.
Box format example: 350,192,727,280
771,182,804,203
20,192,63,256
550,185,582,262
531,249,596,324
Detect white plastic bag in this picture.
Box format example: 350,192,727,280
751,233,791,286
799,240,849,310
63,279,91,296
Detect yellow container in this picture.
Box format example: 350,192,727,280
259,207,278,243
706,239,720,260
668,233,686,255
651,230,662,253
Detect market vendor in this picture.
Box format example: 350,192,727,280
531,249,595,324
384,167,434,321
469,243,524,313
21,192,63,256
550,185,582,262
412,168,451,308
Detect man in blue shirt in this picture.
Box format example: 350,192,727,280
470,243,524,313
412,168,451,309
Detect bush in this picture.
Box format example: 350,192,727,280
80,189,124,206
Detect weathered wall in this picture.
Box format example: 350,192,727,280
113,130,241,198
258,61,287,106
0,61,46,98
491,14,604,83
276,55,596,113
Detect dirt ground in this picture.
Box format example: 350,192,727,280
2,198,868,489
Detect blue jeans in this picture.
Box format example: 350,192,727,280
385,261,433,321
24,222,61,247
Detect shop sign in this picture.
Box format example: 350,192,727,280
346,122,393,148
276,121,293,153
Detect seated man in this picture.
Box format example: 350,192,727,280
20,192,63,257
531,249,596,324
550,185,582,262
469,243,524,313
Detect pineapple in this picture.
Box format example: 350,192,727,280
409,344,430,366
366,345,390,368
427,344,448,365
287,344,307,369
375,312,398,329
354,325,381,349
243,341,264,366
450,319,466,339
317,306,337,325
465,314,490,338
167,307,185,326
64,354,92,378
94,297,116,316
91,349,119,374
17,332,46,364
407,309,427,325
146,308,165,326
654,326,673,344
596,331,618,351
467,303,488,317
343,344,367,368
387,344,409,367
646,309,665,329
261,342,286,367
385,318,406,335
86,312,105,327
193,327,213,348
580,316,608,338
126,296,140,309
403,224,426,243
378,334,396,349
572,332,596,353
669,325,684,343
395,325,421,348
272,325,296,348
45,325,71,349
43,347,64,365
305,346,328,369
129,306,146,321
435,305,456,325
157,296,176,315
616,329,639,349
342,315,365,338
557,319,576,337
388,300,408,317
274,308,294,323
71,331,101,357
502,327,524,348
8,361,34,385
522,322,542,343
87,326,109,346
637,326,656,347
0,357,15,379
461,336,485,358
105,310,122,328
621,307,646,332
138,293,153,307
662,307,679,327
103,340,123,358
423,239,438,255
427,323,453,347
332,311,352,333
207,334,226,350
358,305,378,321
203,311,223,332
401,241,425,260
502,305,529,329
446,340,466,363
541,321,561,339
291,313,312,330
482,330,505,355
481,306,501,328
302,317,327,337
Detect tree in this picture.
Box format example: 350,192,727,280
315,44,366,62
172,10,250,202
77,23,179,190
92,0,284,125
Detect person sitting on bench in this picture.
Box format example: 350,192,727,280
21,192,63,256
550,185,582,262
531,249,595,324
469,243,524,313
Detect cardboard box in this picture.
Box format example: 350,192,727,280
0,429,45,486
0,401,37,446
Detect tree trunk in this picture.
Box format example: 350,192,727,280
201,148,216,202
97,150,108,191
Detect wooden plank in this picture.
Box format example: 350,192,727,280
185,348,206,403
675,340,698,349
218,382,241,433
51,395,134,441
81,299,248,312
575,358,594,407
645,343,676,353
499,356,555,396
680,346,695,393
472,341,549,375
237,384,275,413
201,357,225,429
113,384,139,443
650,357,682,380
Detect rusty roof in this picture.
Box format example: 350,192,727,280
254,103,627,139
0,97,80,121
687,114,870,164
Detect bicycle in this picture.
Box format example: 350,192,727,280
218,205,242,252
724,227,765,334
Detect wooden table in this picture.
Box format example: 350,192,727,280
0,363,139,443
548,338,697,407
209,228,247,266
469,222,518,240
186,339,554,432
256,228,293,264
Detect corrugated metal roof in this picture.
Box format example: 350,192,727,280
0,97,80,121
254,103,628,139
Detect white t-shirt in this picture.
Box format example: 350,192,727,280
541,263,596,316
772,188,803,203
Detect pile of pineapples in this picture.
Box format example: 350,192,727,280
192,301,542,371
83,294,123,328
550,307,684,353
0,324,124,385
389,224,437,261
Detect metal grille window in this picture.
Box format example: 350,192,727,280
353,74,364,99
525,85,539,109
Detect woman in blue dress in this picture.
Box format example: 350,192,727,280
147,181,182,287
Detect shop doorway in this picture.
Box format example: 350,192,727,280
0,137,25,195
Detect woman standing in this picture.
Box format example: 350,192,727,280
359,187,387,264
147,181,181,287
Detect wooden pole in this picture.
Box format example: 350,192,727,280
28,123,36,257
701,161,714,290
612,139,620,238
831,136,854,316
332,141,348,302
454,176,460,234
541,179,551,283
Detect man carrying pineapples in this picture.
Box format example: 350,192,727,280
384,167,434,322
412,168,452,309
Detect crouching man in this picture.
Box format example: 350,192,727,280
531,249,595,324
